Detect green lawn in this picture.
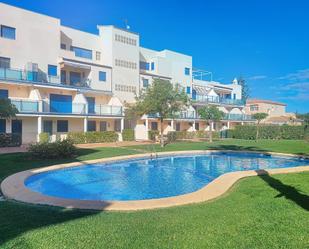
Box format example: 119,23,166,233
0,139,309,248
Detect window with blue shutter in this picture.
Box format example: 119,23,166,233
185,67,190,75
50,94,72,113
140,61,150,70
142,78,149,88
1,25,16,40
70,46,92,59
99,71,106,81
0,119,6,133
69,72,81,86
151,62,155,70
48,65,57,76
192,89,197,100
86,97,95,114
57,120,68,132
186,86,191,94
0,89,8,99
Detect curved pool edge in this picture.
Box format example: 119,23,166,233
1,150,309,211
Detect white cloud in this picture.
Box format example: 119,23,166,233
247,75,267,80
278,69,309,81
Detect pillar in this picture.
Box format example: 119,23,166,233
84,117,88,132
171,120,175,131
120,118,124,132
227,121,230,129
37,116,42,142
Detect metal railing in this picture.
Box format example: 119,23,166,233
193,94,245,106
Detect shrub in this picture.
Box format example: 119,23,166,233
122,129,135,141
148,130,159,141
166,131,219,142
28,139,76,159
39,132,50,143
67,131,118,144
167,131,177,143
0,133,21,147
227,125,308,140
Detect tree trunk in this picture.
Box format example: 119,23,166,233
160,118,164,148
209,121,213,143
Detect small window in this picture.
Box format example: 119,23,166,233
48,65,57,76
142,78,149,88
0,57,10,68
71,46,92,60
0,89,8,99
185,67,190,75
250,105,259,111
140,61,150,70
61,70,66,83
99,71,106,81
233,93,236,99
195,122,200,131
87,121,96,132
1,25,16,40
60,43,66,50
96,51,101,61
151,62,155,71
57,120,68,132
186,86,191,94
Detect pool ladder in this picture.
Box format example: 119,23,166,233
148,144,158,160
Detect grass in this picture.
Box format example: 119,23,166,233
0,139,309,248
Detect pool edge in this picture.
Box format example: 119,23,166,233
1,150,309,211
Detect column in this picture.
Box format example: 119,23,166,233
37,116,42,142
227,121,230,129
193,120,196,131
83,117,88,132
120,118,124,132
145,118,149,140
171,120,175,131
211,121,214,131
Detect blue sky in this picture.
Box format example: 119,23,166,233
2,0,309,113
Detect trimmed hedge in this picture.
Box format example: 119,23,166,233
122,129,135,141
28,139,76,159
148,130,159,141
0,133,22,147
167,131,219,142
67,131,118,144
227,125,308,140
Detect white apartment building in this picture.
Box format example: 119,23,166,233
0,3,253,144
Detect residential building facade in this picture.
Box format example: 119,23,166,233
0,3,253,144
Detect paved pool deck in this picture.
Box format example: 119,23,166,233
1,150,309,211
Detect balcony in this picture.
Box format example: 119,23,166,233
10,99,123,117
223,114,255,121
192,95,245,106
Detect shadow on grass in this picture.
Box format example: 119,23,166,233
256,170,309,211
207,144,268,153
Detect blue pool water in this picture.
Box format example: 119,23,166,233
25,152,309,201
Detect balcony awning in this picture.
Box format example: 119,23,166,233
61,61,91,70
192,85,211,95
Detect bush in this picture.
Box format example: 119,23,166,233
28,139,76,159
39,132,50,143
227,125,308,140
166,131,219,142
67,131,118,144
122,129,135,141
0,133,21,147
148,130,159,141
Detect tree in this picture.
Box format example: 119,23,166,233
296,113,309,140
252,112,268,141
0,98,18,119
198,106,224,143
125,79,189,147
238,76,250,102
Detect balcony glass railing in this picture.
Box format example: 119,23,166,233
10,99,123,116
223,114,254,121
193,94,244,106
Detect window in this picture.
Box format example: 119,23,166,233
195,122,200,131
57,120,68,132
96,51,101,61
140,61,150,70
185,67,190,75
176,123,181,131
70,72,81,85
0,119,6,133
100,121,107,131
43,120,53,135
60,43,66,50
61,70,66,83
250,105,259,111
70,46,92,59
87,121,96,132
0,57,10,68
151,62,155,71
48,65,57,76
0,89,8,99
186,86,191,94
233,93,236,99
99,71,106,81
142,78,149,88
1,25,16,40
151,122,158,131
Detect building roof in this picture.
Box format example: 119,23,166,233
247,99,286,106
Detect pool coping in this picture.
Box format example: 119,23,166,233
1,150,309,211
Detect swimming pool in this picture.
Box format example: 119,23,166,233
25,152,309,201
